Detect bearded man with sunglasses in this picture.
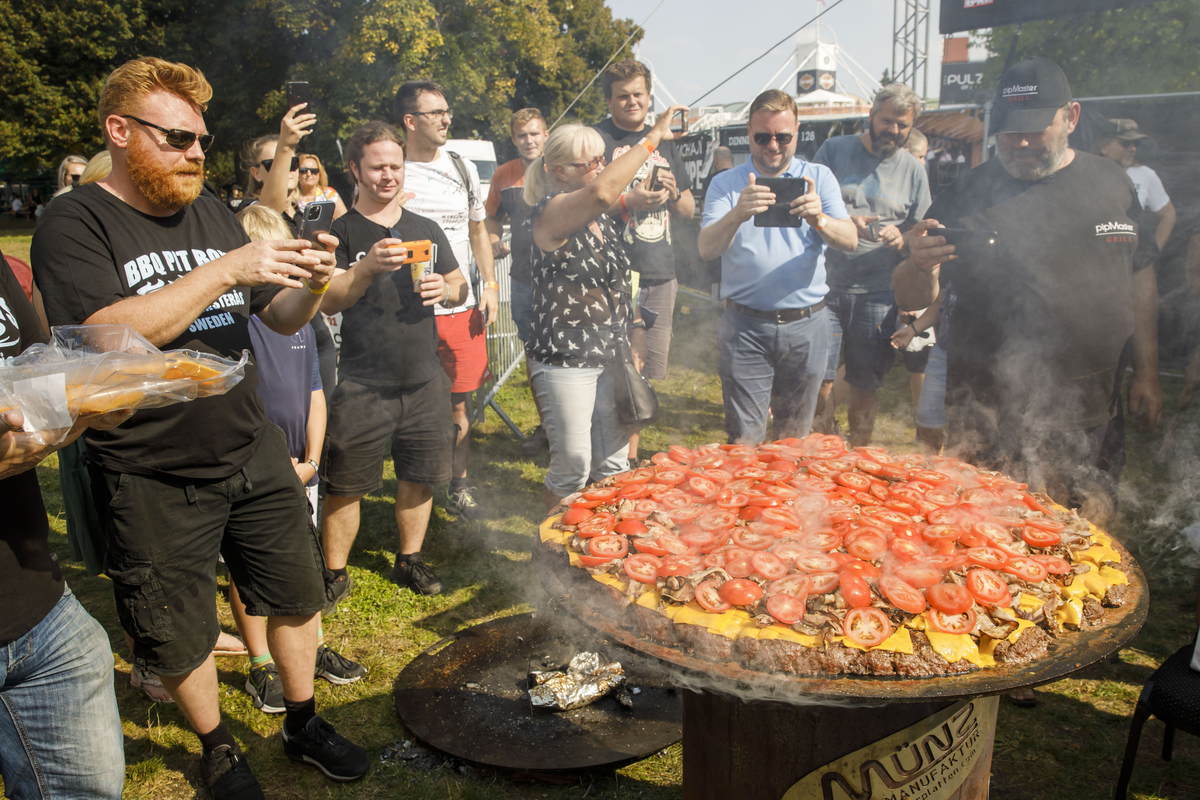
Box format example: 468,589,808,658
699,89,857,444
32,57,368,797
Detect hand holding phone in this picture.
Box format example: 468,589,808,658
671,109,688,134
286,81,310,112
299,200,335,242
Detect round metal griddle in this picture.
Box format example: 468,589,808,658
532,530,1149,705
393,612,683,771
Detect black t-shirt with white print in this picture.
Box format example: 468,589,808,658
31,183,279,479
331,208,458,388
0,256,66,644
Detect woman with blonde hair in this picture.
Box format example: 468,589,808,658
525,107,686,512
296,153,348,218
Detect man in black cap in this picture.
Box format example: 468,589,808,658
1094,119,1176,251
893,57,1161,521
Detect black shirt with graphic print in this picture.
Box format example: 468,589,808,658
0,256,65,644
31,183,278,479
331,208,458,388
526,193,632,369
592,117,692,283
927,152,1156,429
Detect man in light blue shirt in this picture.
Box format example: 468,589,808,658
699,89,856,444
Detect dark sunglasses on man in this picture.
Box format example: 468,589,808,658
257,157,301,173
753,132,794,146
121,115,215,152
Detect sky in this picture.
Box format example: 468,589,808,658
602,0,979,108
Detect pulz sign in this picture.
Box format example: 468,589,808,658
939,62,989,105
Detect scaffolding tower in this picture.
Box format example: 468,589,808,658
892,0,932,98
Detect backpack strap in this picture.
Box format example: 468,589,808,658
445,150,476,210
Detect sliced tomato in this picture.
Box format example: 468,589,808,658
668,445,696,464
820,508,858,526
723,554,755,578
889,536,925,561
867,508,916,527
883,498,921,516
843,607,893,647
651,453,681,468
1022,493,1056,515
922,553,968,570
965,568,1013,607
767,574,812,596
732,528,776,550
678,527,716,551
684,476,718,499
796,553,841,573
924,489,959,507
667,507,703,524
1021,526,1062,548
910,469,951,485
696,509,736,532
701,551,728,569
921,524,962,544
835,471,873,491
632,538,668,556
926,582,973,615
926,507,962,526
617,483,651,499
966,546,1010,569
878,463,912,481
973,520,1014,545
695,579,732,612
1002,557,1049,584
658,554,704,577
760,507,802,529
893,562,944,588
1031,554,1072,575
766,593,808,625
854,457,885,474
751,551,789,580
576,514,615,537
847,532,888,561
715,491,750,510
809,572,841,593
634,499,662,513
582,487,620,502
561,507,593,526
718,578,764,606
927,607,977,635
623,554,661,584
654,469,687,485
577,554,617,567
658,492,692,510
838,571,873,608
614,519,649,537
880,576,927,614
746,495,781,508
626,468,656,484
769,541,807,564
794,530,836,552
841,559,881,580
571,499,603,509
589,534,629,560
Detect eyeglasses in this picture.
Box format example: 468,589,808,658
298,167,320,176
568,156,606,171
122,115,214,151
753,132,794,146
412,109,453,120
257,157,301,173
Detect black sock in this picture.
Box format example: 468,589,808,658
329,566,347,582
198,724,238,754
449,477,466,491
284,697,317,736
399,551,420,564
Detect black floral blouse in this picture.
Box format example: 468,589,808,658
525,193,632,369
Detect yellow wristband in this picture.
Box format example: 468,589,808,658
306,279,330,296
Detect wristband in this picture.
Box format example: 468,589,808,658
306,458,319,472
483,281,499,291
814,214,828,231
638,136,656,156
631,319,647,330
305,278,330,296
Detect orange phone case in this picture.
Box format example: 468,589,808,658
399,240,432,262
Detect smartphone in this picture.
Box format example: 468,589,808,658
671,109,688,134
299,200,335,242
647,165,664,191
286,81,311,111
753,177,812,228
397,240,433,263
934,227,999,252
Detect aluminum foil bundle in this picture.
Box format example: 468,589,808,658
528,652,626,710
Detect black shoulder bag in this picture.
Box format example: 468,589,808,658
600,288,659,427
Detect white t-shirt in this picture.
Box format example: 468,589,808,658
404,150,486,315
1126,164,1170,213
11,198,22,213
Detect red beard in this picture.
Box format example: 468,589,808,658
126,133,204,210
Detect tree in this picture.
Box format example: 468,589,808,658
978,2,1200,97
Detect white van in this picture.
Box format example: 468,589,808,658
444,139,497,196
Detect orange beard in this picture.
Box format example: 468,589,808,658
126,133,204,210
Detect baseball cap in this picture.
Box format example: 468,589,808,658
989,57,1072,136
1111,118,1149,141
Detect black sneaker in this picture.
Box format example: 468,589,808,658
323,572,353,615
519,423,549,456
282,715,369,782
201,743,265,799
244,663,285,714
388,553,443,595
315,643,367,685
448,484,482,519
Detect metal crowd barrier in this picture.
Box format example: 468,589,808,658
470,234,527,437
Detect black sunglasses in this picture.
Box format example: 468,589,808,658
297,167,320,176
257,157,301,173
753,132,794,146
122,115,214,151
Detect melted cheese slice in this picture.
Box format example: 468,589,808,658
1061,565,1128,603
1018,593,1045,612
835,626,914,654
925,630,996,668
636,590,661,609
671,602,754,639
978,618,1037,658
540,514,570,544
591,572,627,592
1055,598,1085,627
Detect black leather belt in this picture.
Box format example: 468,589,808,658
726,298,826,323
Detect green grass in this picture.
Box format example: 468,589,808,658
15,286,1200,798
0,234,32,264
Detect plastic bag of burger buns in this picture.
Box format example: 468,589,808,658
0,324,247,444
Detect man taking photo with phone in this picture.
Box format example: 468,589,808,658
698,89,856,444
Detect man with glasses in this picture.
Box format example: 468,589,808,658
698,89,857,444
32,57,368,796
1095,118,1176,251
811,82,931,447
592,60,695,464
394,80,497,520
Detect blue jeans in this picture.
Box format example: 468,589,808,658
718,305,831,444
510,280,533,343
916,343,948,429
529,360,629,497
824,289,897,390
1,587,124,799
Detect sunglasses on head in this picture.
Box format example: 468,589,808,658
753,132,794,146
298,167,320,176
122,115,214,151
257,157,301,173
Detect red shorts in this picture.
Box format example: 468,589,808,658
436,308,491,393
